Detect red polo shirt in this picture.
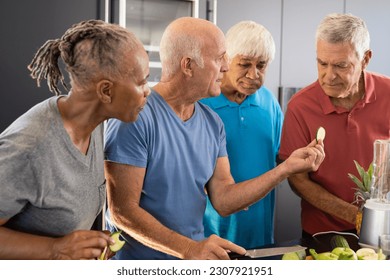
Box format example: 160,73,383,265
279,71,390,234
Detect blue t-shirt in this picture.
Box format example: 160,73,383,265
104,90,227,259
200,86,284,248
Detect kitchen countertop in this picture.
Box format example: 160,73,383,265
230,232,360,260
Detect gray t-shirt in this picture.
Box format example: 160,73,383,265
0,96,106,237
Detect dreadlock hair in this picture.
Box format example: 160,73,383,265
28,19,141,95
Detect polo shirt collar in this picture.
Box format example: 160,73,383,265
212,89,261,109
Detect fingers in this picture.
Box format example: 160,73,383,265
221,240,246,256
308,142,325,171
77,247,105,260
204,235,245,260
53,230,114,260
308,138,324,148
307,138,318,147
76,231,115,259
306,138,325,164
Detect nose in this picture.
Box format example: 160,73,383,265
246,65,260,80
323,66,337,82
221,54,229,72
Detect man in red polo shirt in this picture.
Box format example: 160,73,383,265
279,13,390,237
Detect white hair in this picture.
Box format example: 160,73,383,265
316,13,370,60
225,21,275,63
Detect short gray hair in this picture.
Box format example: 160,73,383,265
225,21,275,63
159,27,204,78
316,13,370,60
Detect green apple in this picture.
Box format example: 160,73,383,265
282,249,306,260
109,231,125,252
309,248,338,260
98,231,125,260
356,248,378,260
282,252,300,260
331,247,357,260
316,252,339,260
296,249,307,260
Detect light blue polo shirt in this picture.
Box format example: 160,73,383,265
200,86,284,248
104,90,227,259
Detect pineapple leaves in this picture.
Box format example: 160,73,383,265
349,160,373,193
348,173,366,191
354,160,366,180
367,162,373,179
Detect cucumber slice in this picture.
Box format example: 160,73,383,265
316,126,326,143
356,248,377,260
109,231,125,252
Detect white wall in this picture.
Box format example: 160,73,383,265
216,0,390,243
346,0,390,75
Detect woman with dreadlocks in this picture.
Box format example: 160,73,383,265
0,19,150,259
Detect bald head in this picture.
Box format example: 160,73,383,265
168,17,219,34
159,17,225,78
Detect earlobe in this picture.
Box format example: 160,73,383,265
97,80,113,103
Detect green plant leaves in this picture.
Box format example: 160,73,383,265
348,173,365,190
350,160,373,192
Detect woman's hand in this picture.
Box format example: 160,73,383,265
50,230,114,260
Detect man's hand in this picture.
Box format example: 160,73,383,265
183,234,246,260
284,139,325,175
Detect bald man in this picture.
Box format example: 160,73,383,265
103,17,325,260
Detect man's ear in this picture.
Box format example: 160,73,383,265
97,80,114,103
181,57,193,77
362,49,372,70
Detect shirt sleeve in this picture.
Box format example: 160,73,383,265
0,135,36,219
273,98,284,159
218,119,228,158
104,117,148,168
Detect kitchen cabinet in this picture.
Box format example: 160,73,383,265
115,0,201,86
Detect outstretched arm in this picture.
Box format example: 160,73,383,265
207,139,325,216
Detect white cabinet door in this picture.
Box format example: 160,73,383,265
120,0,199,86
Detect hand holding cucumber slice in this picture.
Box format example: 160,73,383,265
98,231,125,260
109,231,125,252
316,126,326,143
